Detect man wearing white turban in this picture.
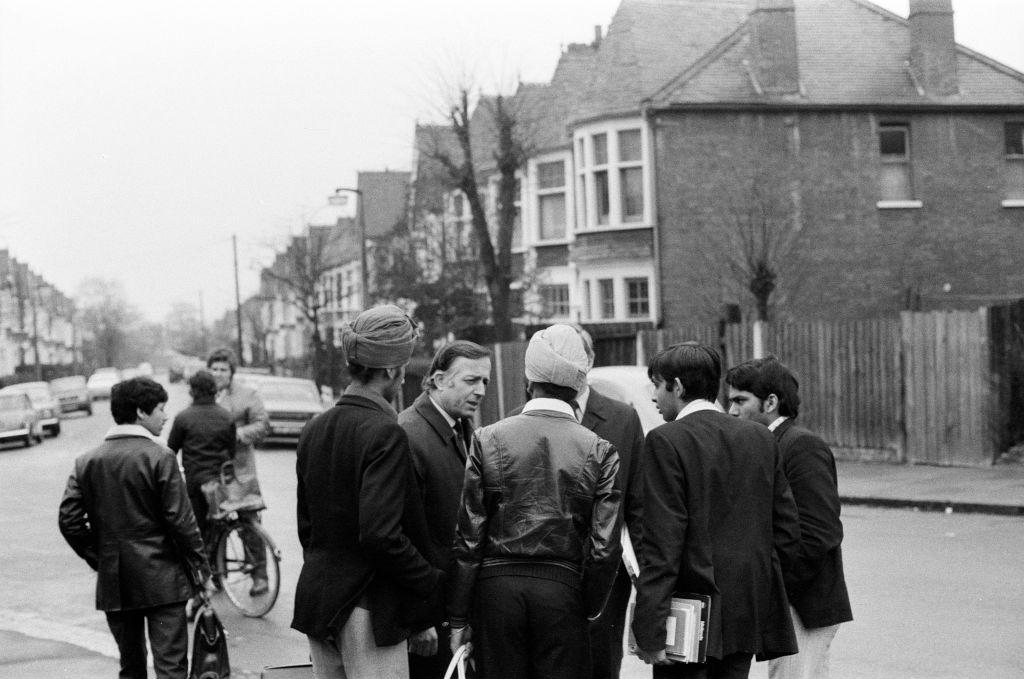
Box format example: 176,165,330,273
448,324,622,679
292,305,443,679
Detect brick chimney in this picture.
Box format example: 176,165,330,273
749,0,800,94
908,0,958,95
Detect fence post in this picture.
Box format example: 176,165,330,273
493,342,506,420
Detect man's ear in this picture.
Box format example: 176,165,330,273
673,377,686,400
763,393,780,416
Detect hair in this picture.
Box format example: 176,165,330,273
647,341,722,403
347,361,391,385
422,340,491,391
527,381,579,404
725,356,801,418
110,377,168,424
188,370,218,399
206,347,238,374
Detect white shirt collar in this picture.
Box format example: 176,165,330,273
768,416,788,432
522,397,576,418
428,394,457,428
675,399,724,420
575,384,590,420
105,424,160,442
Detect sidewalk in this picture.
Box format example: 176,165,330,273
837,460,1024,515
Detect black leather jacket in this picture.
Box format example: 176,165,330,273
448,403,621,626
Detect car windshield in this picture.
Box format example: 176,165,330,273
0,394,26,409
257,382,319,403
51,377,86,389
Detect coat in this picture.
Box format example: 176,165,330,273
291,391,443,646
774,419,853,629
216,380,268,487
448,405,622,625
398,392,471,574
58,432,209,611
633,410,801,660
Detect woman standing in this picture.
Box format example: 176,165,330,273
206,347,270,595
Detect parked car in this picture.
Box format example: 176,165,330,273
0,392,42,447
0,382,61,436
587,365,662,435
87,367,121,399
49,375,93,416
248,376,326,441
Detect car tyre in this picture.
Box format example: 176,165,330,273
49,422,61,437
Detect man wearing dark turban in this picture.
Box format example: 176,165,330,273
292,305,443,679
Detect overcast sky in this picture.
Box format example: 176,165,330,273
1,0,1021,324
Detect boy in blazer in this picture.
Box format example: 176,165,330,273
633,342,800,679
726,357,852,679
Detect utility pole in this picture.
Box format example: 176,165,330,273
198,290,208,356
233,234,245,366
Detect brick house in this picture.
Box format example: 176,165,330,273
412,0,1024,344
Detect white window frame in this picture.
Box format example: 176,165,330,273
578,264,657,323
877,122,920,208
1003,121,1024,207
573,118,652,231
528,153,572,244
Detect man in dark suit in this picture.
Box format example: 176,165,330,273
59,377,209,679
292,305,443,679
726,357,852,679
572,329,645,679
398,339,492,679
633,342,800,679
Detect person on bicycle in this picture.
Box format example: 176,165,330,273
207,347,270,595
166,370,236,561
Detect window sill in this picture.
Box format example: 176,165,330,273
1001,199,1024,208
876,200,923,209
574,222,653,235
533,239,571,247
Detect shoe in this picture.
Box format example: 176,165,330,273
249,577,269,596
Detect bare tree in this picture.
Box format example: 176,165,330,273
261,227,344,385
418,88,530,341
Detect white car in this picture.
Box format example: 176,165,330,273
0,381,61,437
87,367,121,399
586,365,662,434
248,376,326,441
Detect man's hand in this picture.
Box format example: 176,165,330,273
408,626,438,657
449,625,472,656
638,647,671,665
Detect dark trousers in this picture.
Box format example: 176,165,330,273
653,652,753,679
105,602,189,679
409,627,453,679
474,574,589,679
589,565,632,679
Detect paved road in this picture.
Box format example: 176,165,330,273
2,380,1023,678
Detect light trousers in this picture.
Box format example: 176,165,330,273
307,606,409,679
768,606,841,679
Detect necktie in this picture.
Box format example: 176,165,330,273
453,421,468,458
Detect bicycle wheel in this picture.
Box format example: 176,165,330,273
215,519,281,617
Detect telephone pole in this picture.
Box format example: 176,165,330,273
233,234,245,366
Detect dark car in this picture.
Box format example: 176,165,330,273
0,392,43,447
50,375,93,415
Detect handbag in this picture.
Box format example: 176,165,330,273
443,644,470,679
201,460,266,520
190,598,230,679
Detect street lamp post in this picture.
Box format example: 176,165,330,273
330,187,367,307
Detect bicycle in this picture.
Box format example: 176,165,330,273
207,510,282,617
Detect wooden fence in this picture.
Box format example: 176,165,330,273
483,304,1024,466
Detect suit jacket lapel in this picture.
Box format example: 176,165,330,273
581,389,610,432
413,393,467,463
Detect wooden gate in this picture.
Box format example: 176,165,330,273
901,310,995,465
